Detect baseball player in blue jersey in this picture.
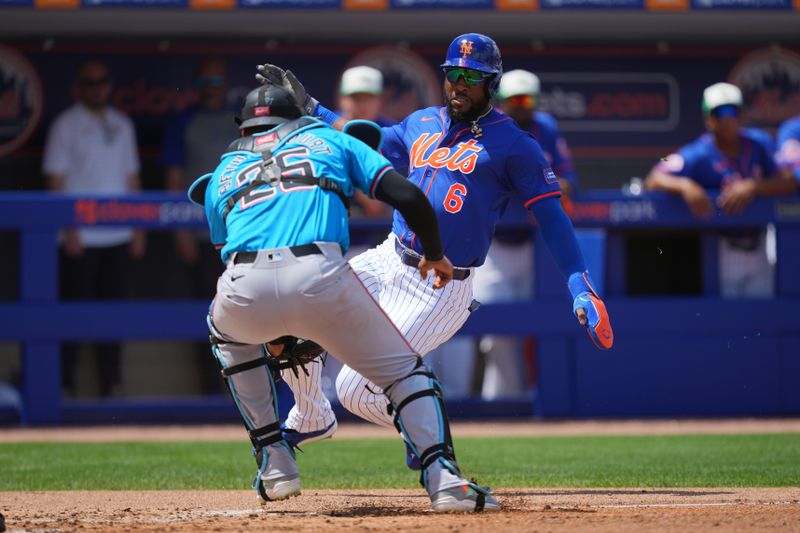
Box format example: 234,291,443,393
646,82,797,297
189,83,500,512
256,33,613,465
777,114,800,185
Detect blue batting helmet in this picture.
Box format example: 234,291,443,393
440,33,503,96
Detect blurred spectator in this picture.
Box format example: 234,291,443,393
162,56,236,394
497,69,578,196
43,60,145,397
776,114,800,186
645,82,797,298
338,65,395,127
338,66,394,218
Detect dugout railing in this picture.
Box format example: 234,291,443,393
1,192,799,425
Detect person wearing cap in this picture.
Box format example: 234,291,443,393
645,82,797,298
338,65,394,217
338,65,395,127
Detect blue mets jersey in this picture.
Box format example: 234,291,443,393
777,115,800,182
201,120,393,262
381,106,560,267
656,129,777,189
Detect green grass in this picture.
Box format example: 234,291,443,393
1,433,798,491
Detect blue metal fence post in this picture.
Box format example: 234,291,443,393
20,228,62,424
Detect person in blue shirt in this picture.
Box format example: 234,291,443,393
497,69,578,195
646,82,797,297
190,83,500,512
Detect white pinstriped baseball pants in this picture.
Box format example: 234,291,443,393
283,235,475,431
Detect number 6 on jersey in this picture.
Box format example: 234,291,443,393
443,183,467,213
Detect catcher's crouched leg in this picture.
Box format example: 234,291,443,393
208,317,300,502
384,359,499,513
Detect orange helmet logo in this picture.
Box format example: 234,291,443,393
460,40,473,58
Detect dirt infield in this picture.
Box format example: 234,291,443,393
3,420,800,531
4,418,800,442
4,488,799,532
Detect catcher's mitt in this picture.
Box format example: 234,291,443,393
265,336,325,379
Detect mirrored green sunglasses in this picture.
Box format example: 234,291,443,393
443,68,490,86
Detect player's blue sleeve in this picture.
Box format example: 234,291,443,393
344,135,394,198
657,142,700,179
380,120,410,174
506,134,562,208
529,196,587,278
202,172,227,250
161,110,192,167
314,102,341,126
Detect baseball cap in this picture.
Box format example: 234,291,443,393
702,82,743,116
340,66,383,96
497,69,540,99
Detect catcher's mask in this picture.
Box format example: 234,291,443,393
235,84,305,130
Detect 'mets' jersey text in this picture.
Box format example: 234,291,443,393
381,106,560,267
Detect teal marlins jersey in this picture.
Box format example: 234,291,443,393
200,120,393,262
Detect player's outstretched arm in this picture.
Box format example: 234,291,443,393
256,63,347,130
530,196,614,350
373,169,453,289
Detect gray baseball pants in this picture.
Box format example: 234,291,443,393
209,242,466,497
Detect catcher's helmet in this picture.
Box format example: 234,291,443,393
440,33,503,97
237,84,304,130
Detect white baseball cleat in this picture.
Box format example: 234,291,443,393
430,483,500,512
255,442,302,502
258,474,301,501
